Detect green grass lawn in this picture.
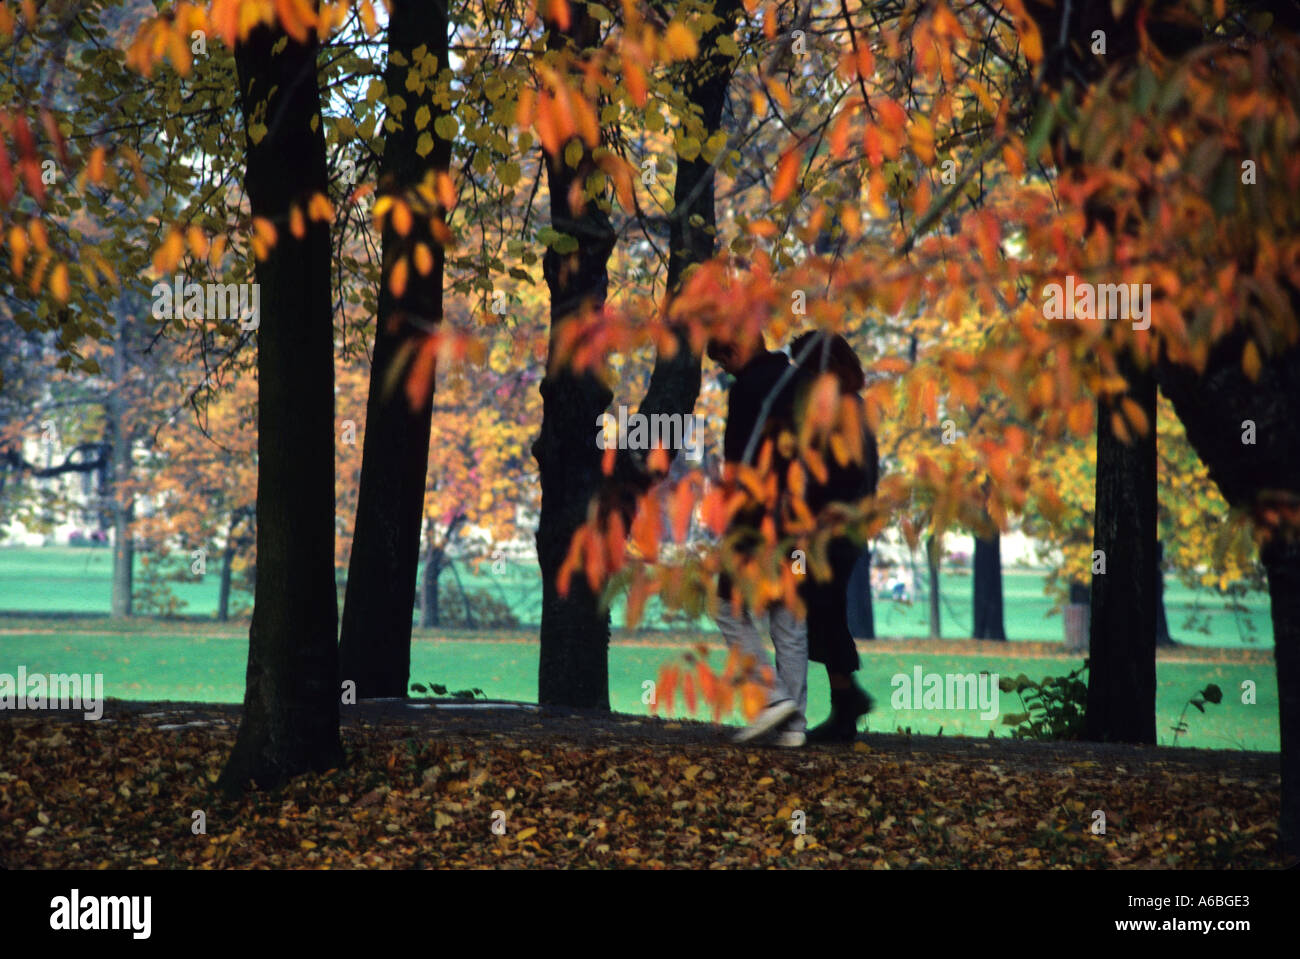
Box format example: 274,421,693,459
0,546,1276,646
0,546,1278,751
0,629,1277,751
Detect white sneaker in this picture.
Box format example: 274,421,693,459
772,730,806,748
732,700,798,743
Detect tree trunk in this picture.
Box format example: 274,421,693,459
218,23,343,794
338,0,451,699
534,6,617,708
973,532,1006,640
110,505,133,618
217,540,235,623
108,325,132,619
846,547,875,639
1160,331,1300,858
926,535,941,639
1085,355,1158,743
621,0,742,452
420,551,442,629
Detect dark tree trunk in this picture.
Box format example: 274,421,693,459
846,547,875,639
972,532,1006,640
217,540,235,623
1159,329,1300,859
926,535,941,639
338,0,451,699
533,6,616,708
420,551,442,629
218,23,343,794
1085,355,1158,743
623,0,742,445
1263,536,1300,860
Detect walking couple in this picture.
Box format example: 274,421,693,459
707,329,879,748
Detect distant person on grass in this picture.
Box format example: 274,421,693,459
788,332,879,743
706,331,808,748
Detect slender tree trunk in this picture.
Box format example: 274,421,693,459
110,504,133,618
338,0,451,699
218,540,235,623
108,326,132,619
621,0,742,449
420,551,442,629
926,535,941,639
973,532,1006,640
218,23,343,794
1085,355,1158,743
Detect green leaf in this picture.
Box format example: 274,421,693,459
414,105,431,130
434,114,458,140
416,132,434,157
498,161,522,187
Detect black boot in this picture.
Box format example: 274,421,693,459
807,681,873,743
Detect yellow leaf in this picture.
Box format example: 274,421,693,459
300,840,317,850
664,21,698,60
49,262,69,303
516,826,537,841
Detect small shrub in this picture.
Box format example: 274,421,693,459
999,661,1089,740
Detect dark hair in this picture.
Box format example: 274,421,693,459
789,332,865,393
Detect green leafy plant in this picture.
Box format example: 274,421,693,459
1170,683,1223,746
999,662,1089,741
409,681,486,701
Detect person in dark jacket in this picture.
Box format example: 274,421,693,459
788,331,879,743
706,332,808,747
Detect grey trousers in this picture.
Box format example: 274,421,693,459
714,603,808,733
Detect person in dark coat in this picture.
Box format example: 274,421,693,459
788,331,879,742
706,333,809,746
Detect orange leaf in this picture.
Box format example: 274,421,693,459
405,335,437,410
772,148,801,203
388,256,409,298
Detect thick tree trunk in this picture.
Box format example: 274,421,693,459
218,24,343,794
846,547,875,639
926,535,941,639
1160,331,1300,857
534,7,616,708
338,0,451,699
1085,355,1158,743
973,532,1006,640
